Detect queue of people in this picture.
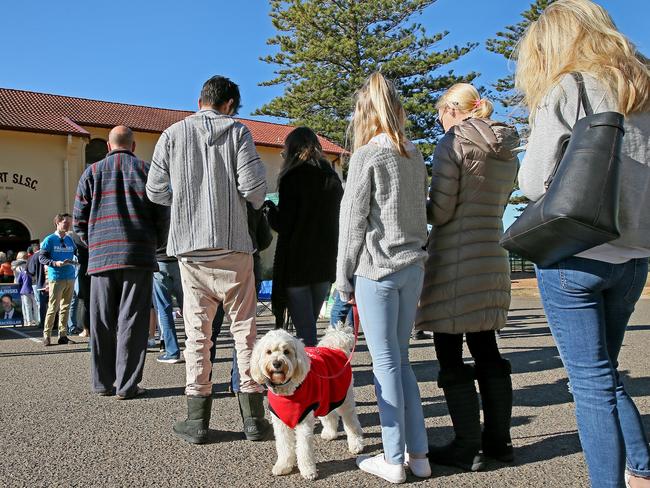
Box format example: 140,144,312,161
6,0,649,485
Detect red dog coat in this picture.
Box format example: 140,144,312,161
267,347,352,429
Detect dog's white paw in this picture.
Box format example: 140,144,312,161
320,429,338,441
272,462,294,476
299,467,319,481
348,435,364,454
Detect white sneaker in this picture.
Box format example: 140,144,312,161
404,452,432,478
357,454,406,484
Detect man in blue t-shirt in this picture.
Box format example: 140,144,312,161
39,213,77,346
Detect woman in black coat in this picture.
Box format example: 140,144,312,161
265,127,343,346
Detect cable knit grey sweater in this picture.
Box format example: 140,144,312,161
146,109,267,257
336,143,428,295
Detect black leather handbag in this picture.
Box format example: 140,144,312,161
500,73,625,267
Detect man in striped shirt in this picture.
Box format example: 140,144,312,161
146,75,271,444
74,126,168,400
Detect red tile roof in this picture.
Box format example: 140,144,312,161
0,88,345,155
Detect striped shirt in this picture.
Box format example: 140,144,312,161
146,109,267,257
74,150,169,275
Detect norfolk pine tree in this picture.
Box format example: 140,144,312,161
255,0,477,160
486,0,554,131
486,0,554,210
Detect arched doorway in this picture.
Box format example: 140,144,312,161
0,219,31,254
85,138,108,166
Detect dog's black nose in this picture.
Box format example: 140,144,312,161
272,360,283,370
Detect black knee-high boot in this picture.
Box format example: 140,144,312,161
428,364,485,472
476,358,514,462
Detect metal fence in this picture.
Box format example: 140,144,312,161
509,253,535,273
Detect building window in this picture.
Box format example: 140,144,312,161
85,138,108,166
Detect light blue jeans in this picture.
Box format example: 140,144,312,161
355,264,428,464
537,256,650,487
329,290,353,326
153,261,182,357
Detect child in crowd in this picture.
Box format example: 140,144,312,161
15,251,38,326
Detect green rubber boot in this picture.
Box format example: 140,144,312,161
237,392,273,441
173,395,212,444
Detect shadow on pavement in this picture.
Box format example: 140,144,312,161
144,387,185,399
311,457,358,480
0,348,89,358
206,429,245,444
505,345,563,374
515,430,582,463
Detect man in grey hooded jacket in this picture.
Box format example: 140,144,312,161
146,75,271,443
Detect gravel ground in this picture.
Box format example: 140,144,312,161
1,297,649,487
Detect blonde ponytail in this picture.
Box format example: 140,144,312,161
349,72,409,156
436,83,494,119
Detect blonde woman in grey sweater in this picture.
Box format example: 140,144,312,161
336,72,430,484
516,1,650,486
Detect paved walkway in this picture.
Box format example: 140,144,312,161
1,297,649,487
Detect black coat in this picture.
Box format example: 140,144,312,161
267,159,343,321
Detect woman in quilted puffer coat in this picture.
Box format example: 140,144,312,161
416,83,519,472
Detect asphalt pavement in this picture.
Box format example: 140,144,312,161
1,297,649,487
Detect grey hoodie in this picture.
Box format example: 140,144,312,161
146,109,267,256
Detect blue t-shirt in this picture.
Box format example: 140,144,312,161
41,233,77,281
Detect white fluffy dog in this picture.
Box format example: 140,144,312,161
250,324,364,480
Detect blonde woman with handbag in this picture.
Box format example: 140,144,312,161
516,1,650,486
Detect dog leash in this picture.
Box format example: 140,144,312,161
310,304,360,381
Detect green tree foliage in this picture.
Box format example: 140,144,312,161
255,0,477,160
486,0,554,210
486,0,554,131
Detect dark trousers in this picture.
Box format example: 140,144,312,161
79,274,91,333
433,330,502,370
90,269,152,396
286,281,331,347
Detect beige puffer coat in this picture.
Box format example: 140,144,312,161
415,118,519,334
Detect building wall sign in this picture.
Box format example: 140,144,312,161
0,172,38,191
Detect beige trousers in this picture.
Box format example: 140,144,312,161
43,279,75,338
179,252,262,396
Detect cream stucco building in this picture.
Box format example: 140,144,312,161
0,88,345,267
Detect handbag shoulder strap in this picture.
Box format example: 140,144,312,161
570,72,594,123
543,73,595,190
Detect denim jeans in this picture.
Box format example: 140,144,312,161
153,261,182,357
34,290,48,327
67,285,79,334
536,256,650,487
329,290,354,326
286,281,331,347
355,264,428,464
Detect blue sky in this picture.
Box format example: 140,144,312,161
2,0,648,225
2,0,646,117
